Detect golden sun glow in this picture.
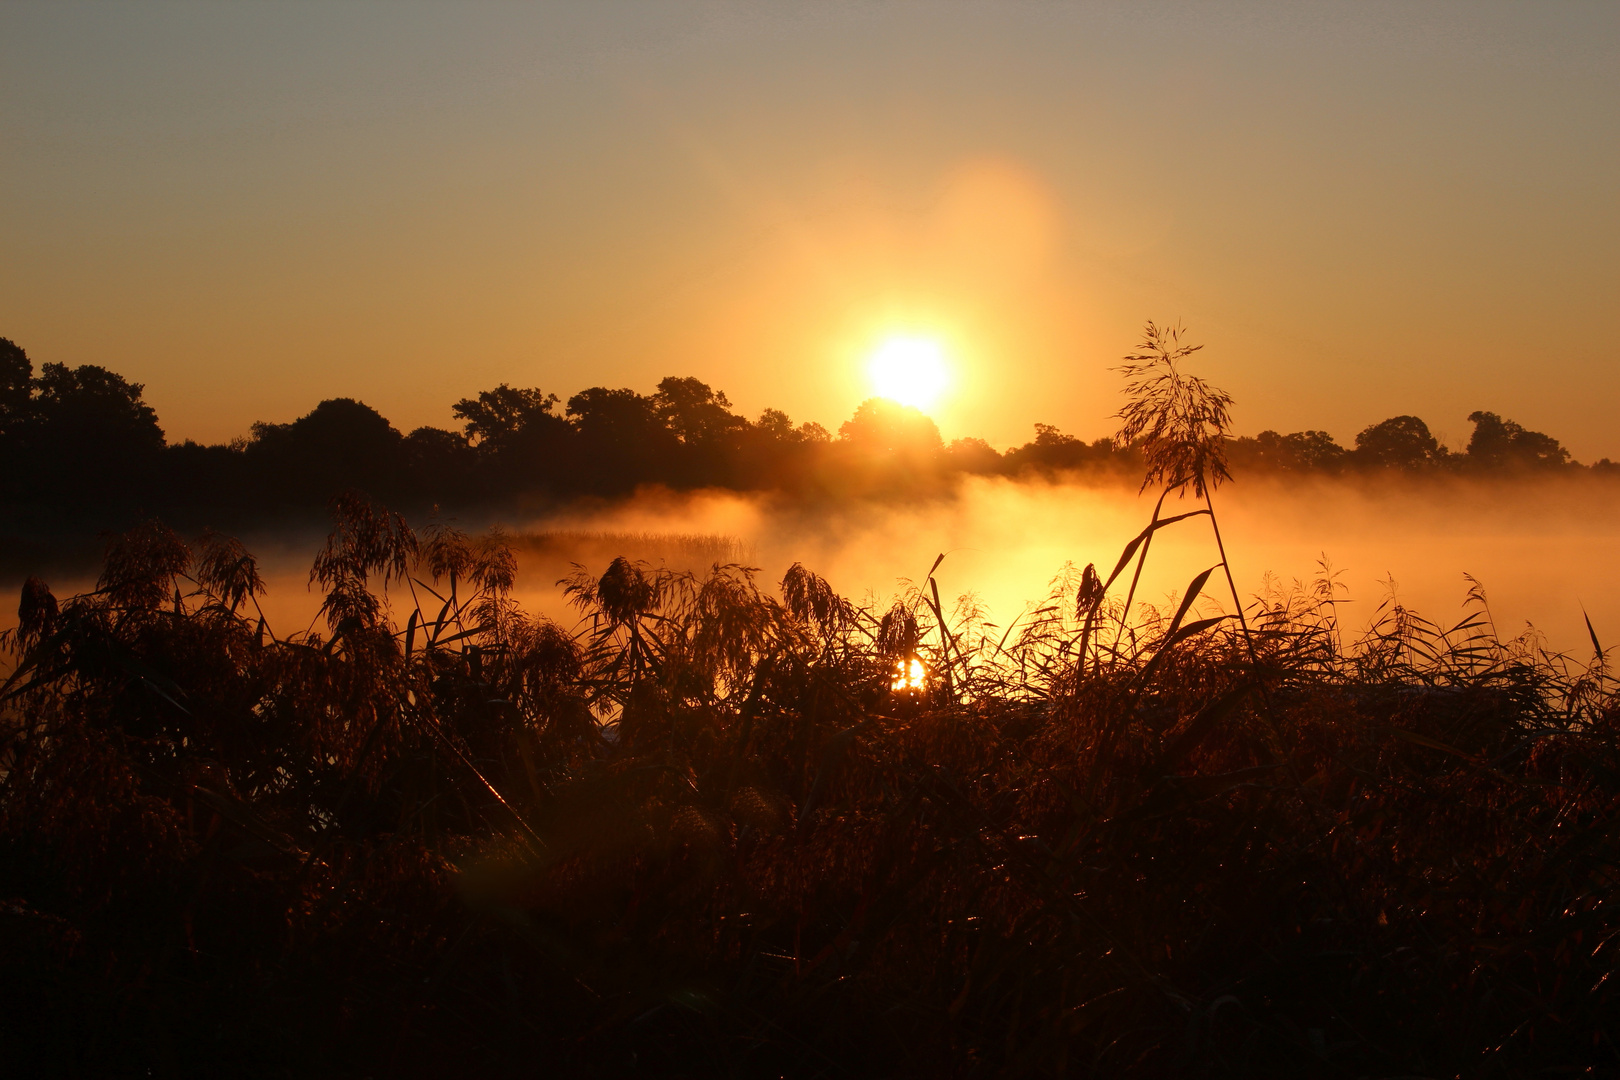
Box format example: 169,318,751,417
892,657,927,692
868,336,949,411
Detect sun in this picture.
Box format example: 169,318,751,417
868,336,949,411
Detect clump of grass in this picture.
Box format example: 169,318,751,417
3,341,1619,1077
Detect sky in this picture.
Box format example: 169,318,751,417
2,1,1616,458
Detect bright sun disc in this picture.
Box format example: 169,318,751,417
869,336,949,410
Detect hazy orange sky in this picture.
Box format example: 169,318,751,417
2,2,1616,458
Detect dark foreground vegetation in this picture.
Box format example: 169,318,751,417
5,501,1620,1078
4,326,1619,1077
1,333,1613,558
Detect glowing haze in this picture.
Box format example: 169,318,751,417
0,3,1616,456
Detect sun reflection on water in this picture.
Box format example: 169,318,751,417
892,657,927,691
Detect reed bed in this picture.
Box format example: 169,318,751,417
4,332,1618,1077
0,489,1615,1079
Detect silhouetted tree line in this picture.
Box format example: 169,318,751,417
1225,411,1604,475
0,334,1611,535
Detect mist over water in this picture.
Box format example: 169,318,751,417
9,473,1618,656
493,473,1619,655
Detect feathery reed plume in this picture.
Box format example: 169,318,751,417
310,491,416,630
99,519,191,611
194,530,266,614
1114,320,1233,498
13,576,58,654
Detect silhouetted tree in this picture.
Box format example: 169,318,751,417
828,398,946,494
0,338,33,495
1002,423,1124,474
733,407,829,489
1230,429,1346,473
1353,415,1444,470
1030,422,1084,453
651,376,748,485
13,362,165,504
404,426,479,501
162,439,248,515
752,407,801,447
1465,410,1570,470
945,436,1003,475
0,336,31,421
452,384,563,454
567,386,676,492
838,398,943,455
31,362,163,451
651,377,745,444
799,420,831,443
452,383,573,493
248,398,404,505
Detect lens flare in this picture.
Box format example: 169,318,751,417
869,336,949,411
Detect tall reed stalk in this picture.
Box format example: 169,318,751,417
1115,321,1255,654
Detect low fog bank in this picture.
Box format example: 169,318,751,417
5,471,1618,655
486,471,1620,655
